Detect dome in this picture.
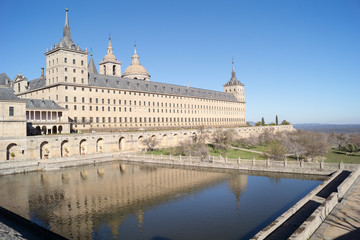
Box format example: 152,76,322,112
123,64,150,78
121,44,150,81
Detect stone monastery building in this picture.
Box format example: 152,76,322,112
1,9,245,136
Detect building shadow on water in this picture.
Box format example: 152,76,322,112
335,228,360,240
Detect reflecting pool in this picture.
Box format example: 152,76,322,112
0,162,325,239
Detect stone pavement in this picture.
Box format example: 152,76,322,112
310,176,360,240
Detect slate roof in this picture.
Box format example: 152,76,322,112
0,73,12,86
88,56,98,74
28,77,46,90
25,99,64,110
88,73,239,102
0,87,24,101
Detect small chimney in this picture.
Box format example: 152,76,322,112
41,68,44,77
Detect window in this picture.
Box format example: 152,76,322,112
74,117,77,122
82,106,85,110
64,58,67,63
65,76,68,82
65,96,68,102
90,117,93,123
108,117,111,123
82,117,85,123
73,69,76,73
96,98,98,103
74,97,77,102
96,117,99,123
73,77,76,82
82,97,85,103
9,107,14,116
65,68,67,72
102,117,105,123
89,98,92,103
90,106,92,111
73,59,76,64
74,105,77,110
81,60,84,66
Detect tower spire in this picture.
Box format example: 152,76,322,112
60,8,75,48
132,42,139,64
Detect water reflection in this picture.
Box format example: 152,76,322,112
0,162,323,240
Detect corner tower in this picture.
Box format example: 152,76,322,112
224,60,245,102
99,36,121,76
44,9,89,85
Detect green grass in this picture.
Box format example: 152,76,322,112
146,148,174,155
208,148,266,160
147,145,266,160
324,149,360,164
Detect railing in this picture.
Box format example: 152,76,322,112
118,152,359,172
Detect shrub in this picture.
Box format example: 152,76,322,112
10,152,15,158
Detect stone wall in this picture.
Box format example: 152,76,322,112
0,125,294,161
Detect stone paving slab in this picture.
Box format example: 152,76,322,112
310,177,360,240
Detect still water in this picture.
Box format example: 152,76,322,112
0,162,325,240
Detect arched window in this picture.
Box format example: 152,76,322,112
103,65,106,75
113,65,116,75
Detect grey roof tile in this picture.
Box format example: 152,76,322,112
88,73,238,102
0,73,12,86
0,87,24,101
28,77,46,90
25,99,64,110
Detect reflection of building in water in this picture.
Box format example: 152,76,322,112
227,175,248,208
0,164,248,239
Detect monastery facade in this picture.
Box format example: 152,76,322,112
2,9,245,136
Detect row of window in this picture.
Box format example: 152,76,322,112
64,97,242,112
48,58,84,66
73,117,245,124
67,104,240,115
62,86,237,104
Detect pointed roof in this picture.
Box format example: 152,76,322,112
60,8,75,49
88,54,98,74
45,9,87,55
225,60,242,86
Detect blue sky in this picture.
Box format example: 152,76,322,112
1,0,359,124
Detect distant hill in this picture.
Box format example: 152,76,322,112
294,123,360,133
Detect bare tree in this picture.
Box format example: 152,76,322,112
173,140,209,160
258,129,275,145
266,141,287,160
195,125,210,144
142,136,160,151
281,132,306,161
212,128,236,151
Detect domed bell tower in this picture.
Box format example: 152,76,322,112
99,36,121,76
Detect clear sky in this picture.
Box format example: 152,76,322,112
1,0,359,124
